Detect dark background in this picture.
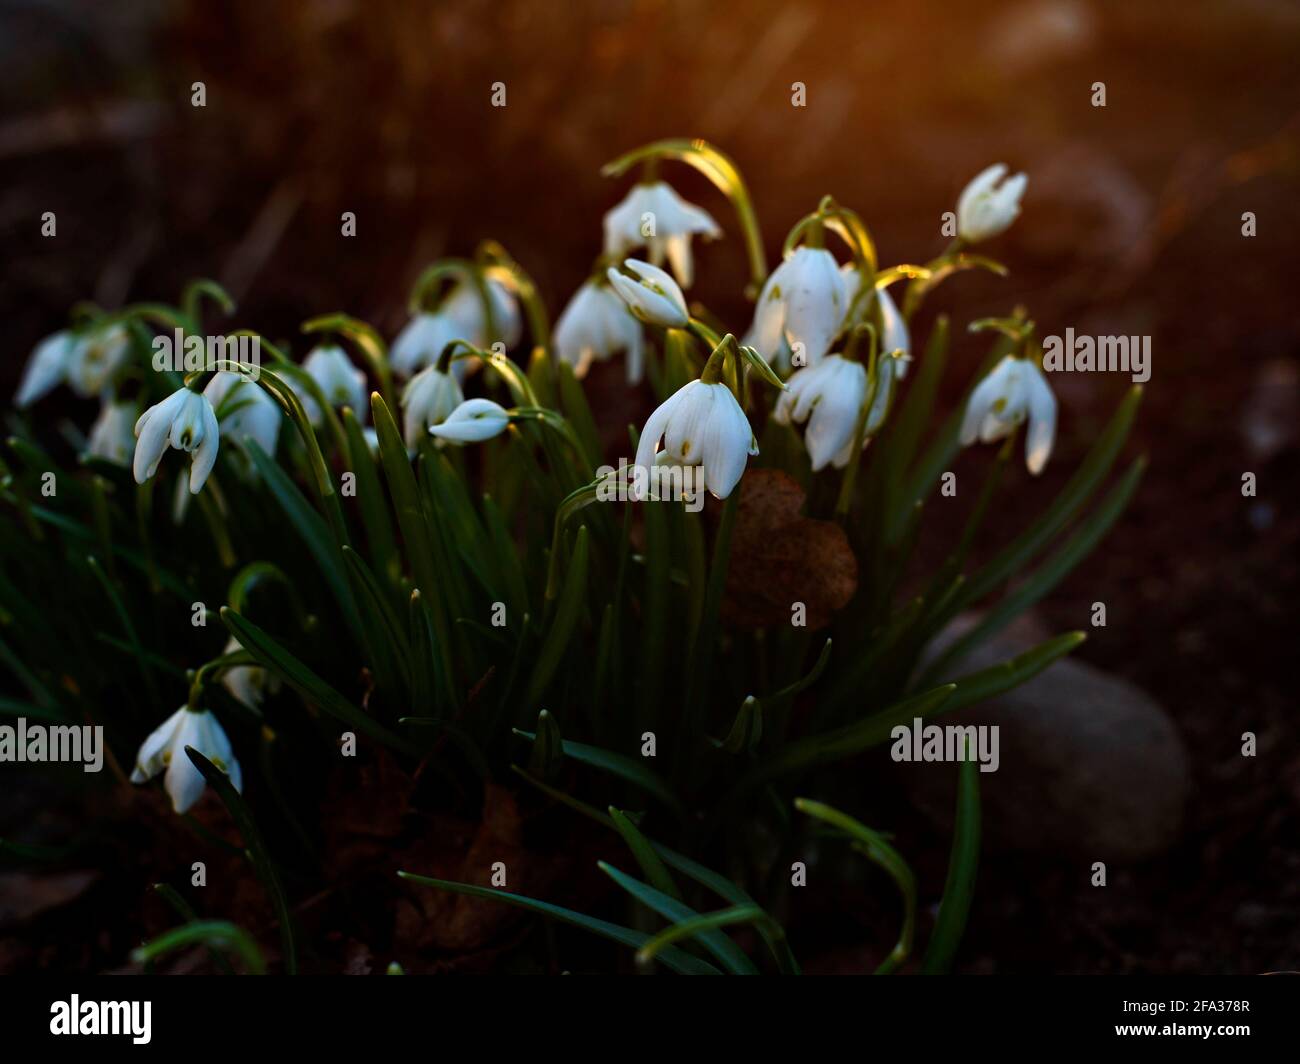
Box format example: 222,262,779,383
1,0,1297,973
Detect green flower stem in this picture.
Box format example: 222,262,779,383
477,239,552,352
601,138,768,299
230,332,353,467
679,486,740,778
210,357,348,548
834,339,882,521
301,313,396,412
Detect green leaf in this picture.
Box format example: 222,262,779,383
598,862,758,975
953,386,1143,611
922,752,981,973
609,807,681,901
927,457,1146,679
527,709,564,781
342,408,400,587
245,440,356,629
396,871,719,975
513,732,686,819
796,799,915,974
183,747,295,974
341,545,412,693
525,526,588,706
151,883,235,975
131,919,266,975
935,630,1086,711
220,608,419,756
510,765,800,974
736,683,957,790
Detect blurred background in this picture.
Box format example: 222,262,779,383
1,0,1297,973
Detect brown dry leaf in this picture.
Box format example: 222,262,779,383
721,469,857,629
398,783,544,952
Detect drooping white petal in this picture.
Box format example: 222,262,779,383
698,384,753,498
133,389,187,483
189,395,221,493
130,707,186,783
633,384,692,493
86,400,138,466
15,331,75,408
66,325,131,398
1023,362,1058,475
960,356,1017,445
957,163,1027,243
401,366,463,447
427,398,510,444
781,247,846,366
743,270,789,368
391,313,456,377
606,259,689,329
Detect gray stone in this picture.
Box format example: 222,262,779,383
896,613,1191,859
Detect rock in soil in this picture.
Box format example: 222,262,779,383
897,613,1191,860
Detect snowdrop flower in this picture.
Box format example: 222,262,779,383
956,164,1027,244
427,398,511,444
841,267,910,374
220,636,276,710
203,371,281,456
85,399,138,466
66,324,131,398
439,266,523,351
554,280,646,383
130,706,241,814
133,387,220,493
606,259,689,329
300,345,366,424
774,355,868,471
15,331,76,407
390,312,458,378
745,246,848,369
603,181,721,287
634,379,757,499
401,364,463,447
960,355,1057,474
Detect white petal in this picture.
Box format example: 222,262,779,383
189,396,220,492
1023,362,1057,474
15,332,74,408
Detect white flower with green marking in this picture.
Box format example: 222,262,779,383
133,387,220,493
635,379,756,500
960,355,1057,474
957,163,1027,244
603,180,720,288
130,706,241,814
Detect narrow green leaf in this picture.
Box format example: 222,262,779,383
397,871,719,975
609,807,681,901
526,526,588,706
598,862,758,975
220,608,419,756
183,747,295,974
131,919,266,975
922,752,981,973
